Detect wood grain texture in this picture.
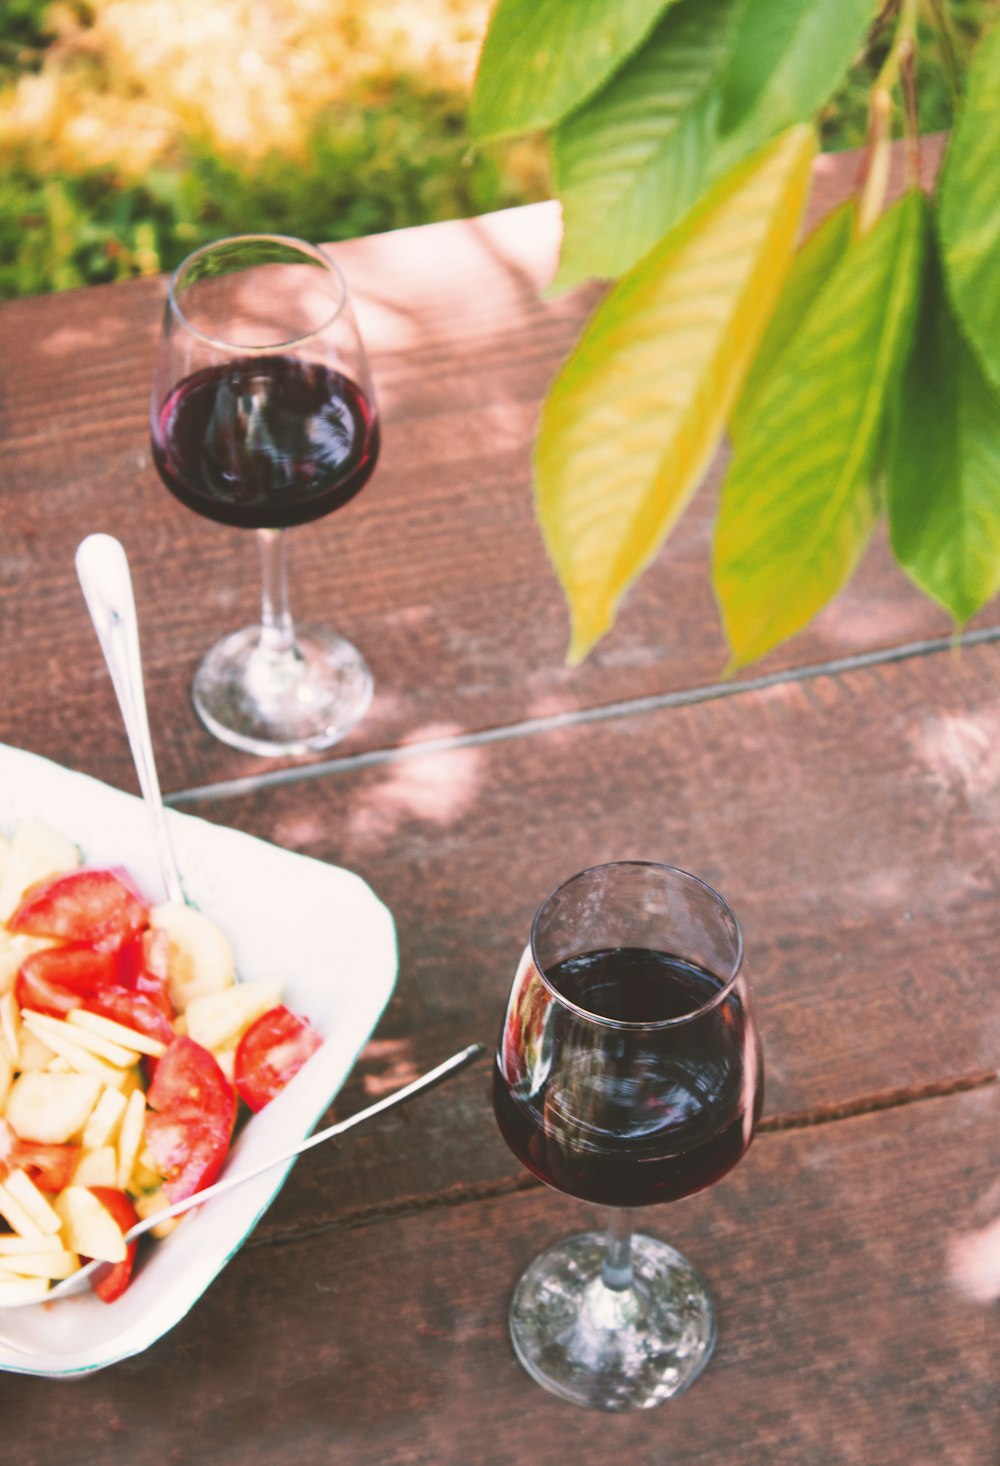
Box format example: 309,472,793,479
0,1087,994,1466
162,636,1000,1219
0,138,973,797
0,132,995,1464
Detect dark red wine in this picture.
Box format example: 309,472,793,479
152,356,379,528
493,947,762,1208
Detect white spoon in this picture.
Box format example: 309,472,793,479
74,536,488,1316
75,532,184,904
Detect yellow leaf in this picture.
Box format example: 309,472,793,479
535,125,817,663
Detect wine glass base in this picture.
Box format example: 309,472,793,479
508,1231,716,1412
192,624,373,757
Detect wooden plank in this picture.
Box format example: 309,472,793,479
167,637,1000,1215
1,1087,994,1465
0,140,975,796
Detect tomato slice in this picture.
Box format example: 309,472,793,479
143,1109,231,1202
87,1187,139,1303
234,1005,323,1113
147,1037,236,1126
15,944,119,1017
0,1118,79,1191
117,928,175,1022
16,1141,79,1192
115,931,146,987
145,1038,236,1201
9,870,148,952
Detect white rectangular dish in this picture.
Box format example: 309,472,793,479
0,741,397,1377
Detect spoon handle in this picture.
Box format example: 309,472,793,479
75,534,184,905
122,1041,487,1243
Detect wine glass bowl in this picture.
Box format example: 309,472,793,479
150,234,380,755
493,862,762,1411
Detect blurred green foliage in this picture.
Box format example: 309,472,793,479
0,89,532,298
819,0,998,150
0,0,996,300
0,1,546,298
0,0,57,79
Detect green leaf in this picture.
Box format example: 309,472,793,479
887,220,1000,624
551,0,742,290
731,200,854,439
938,18,1000,393
716,0,877,158
470,0,677,142
714,190,927,670
535,126,817,664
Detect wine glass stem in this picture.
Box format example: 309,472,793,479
256,528,296,656
602,1208,634,1292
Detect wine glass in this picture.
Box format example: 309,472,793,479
150,234,380,756
493,861,762,1411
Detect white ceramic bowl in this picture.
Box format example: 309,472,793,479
0,742,397,1376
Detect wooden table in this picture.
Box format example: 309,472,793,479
0,139,996,1465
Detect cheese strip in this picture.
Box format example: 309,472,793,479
73,1146,118,1188
22,1011,139,1068
82,1087,128,1150
0,1249,79,1280
0,1181,47,1241
0,991,19,1064
19,1015,133,1086
67,1008,167,1059
0,1233,63,1256
4,1171,61,1236
116,1090,146,1190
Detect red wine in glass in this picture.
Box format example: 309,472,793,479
150,233,380,756
152,356,379,530
493,946,761,1210
492,862,762,1412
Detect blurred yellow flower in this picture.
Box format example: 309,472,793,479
1,0,493,173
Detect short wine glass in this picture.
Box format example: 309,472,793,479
493,861,762,1411
151,234,380,756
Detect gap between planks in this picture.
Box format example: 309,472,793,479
169,623,1000,1244
166,623,1000,807
245,1068,998,1255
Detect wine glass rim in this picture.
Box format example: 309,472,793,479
166,233,348,353
528,860,745,1030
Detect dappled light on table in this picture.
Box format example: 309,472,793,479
347,725,484,846
360,1036,420,1098
913,710,1000,815
950,1204,1000,1304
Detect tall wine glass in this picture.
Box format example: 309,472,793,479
151,234,379,756
493,862,762,1411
